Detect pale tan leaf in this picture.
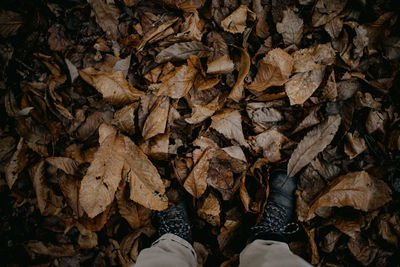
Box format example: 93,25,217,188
0,10,23,37
229,48,250,102
65,58,78,83
246,102,283,128
79,70,144,106
142,96,169,140
324,17,343,39
210,109,248,147
292,44,336,73
198,191,221,226
344,131,367,159
308,171,392,220
112,103,136,135
79,124,125,218
221,5,256,34
206,55,234,74
250,130,287,162
46,157,78,175
312,0,347,27
124,136,168,210
155,41,210,63
5,138,28,189
276,9,304,45
287,115,341,177
113,55,131,77
285,67,326,105
87,0,120,40
222,146,247,162
185,97,219,124
247,48,293,91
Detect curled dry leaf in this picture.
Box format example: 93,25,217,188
308,171,392,220
79,124,125,218
292,44,336,73
250,130,287,162
142,96,169,140
185,96,219,124
198,191,221,226
324,17,343,39
124,136,168,210
155,41,210,63
137,18,179,51
366,110,386,134
77,224,98,249
79,70,144,106
285,67,326,105
87,0,120,40
287,115,341,177
206,55,234,74
221,5,256,34
112,103,136,135
151,59,198,99
5,138,28,189
229,48,250,102
0,10,23,37
247,48,293,91
312,0,347,27
276,9,304,46
210,109,248,147
344,131,367,159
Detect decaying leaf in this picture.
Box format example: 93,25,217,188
308,171,392,220
198,191,221,226
366,110,386,134
221,5,256,34
344,131,367,159
229,48,250,102
0,10,23,37
87,0,120,40
112,103,136,135
312,0,347,27
292,44,336,73
285,67,326,105
288,115,341,177
210,109,248,147
276,9,304,46
185,97,219,124
5,138,28,189
155,41,210,63
248,48,293,91
46,157,78,175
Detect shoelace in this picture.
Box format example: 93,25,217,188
252,201,299,235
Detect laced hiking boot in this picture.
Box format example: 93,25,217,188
157,197,192,243
251,171,299,242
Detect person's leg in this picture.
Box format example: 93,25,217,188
134,233,197,267
239,239,312,267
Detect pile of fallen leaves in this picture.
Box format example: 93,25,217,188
1,0,400,266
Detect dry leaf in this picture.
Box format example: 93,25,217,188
366,110,386,134
77,224,98,249
206,55,234,74
5,138,28,189
185,97,219,124
46,157,78,175
344,131,367,159
308,171,392,220
221,5,256,34
155,41,210,63
285,67,326,105
292,44,336,73
0,10,23,37
348,234,378,266
247,48,293,91
198,191,221,226
59,175,84,217
229,48,250,102
79,124,125,218
124,136,168,210
79,70,144,106
250,130,287,162
142,96,169,140
163,0,205,12
324,17,343,39
304,227,320,264
210,109,248,147
65,58,78,83
247,102,283,128
25,241,76,258
312,0,347,27
292,107,321,134
112,103,136,135
137,18,179,51
288,115,341,177
87,0,120,40
276,9,304,46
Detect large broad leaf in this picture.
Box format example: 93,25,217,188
155,41,210,63
287,115,341,177
124,136,168,210
247,48,293,91
276,9,304,45
307,171,392,220
79,124,125,218
210,109,248,147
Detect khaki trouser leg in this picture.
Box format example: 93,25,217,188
134,233,197,267
239,240,312,267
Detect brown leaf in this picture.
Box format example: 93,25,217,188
87,0,120,40
79,124,125,218
194,75,220,91
250,130,287,162
25,241,76,258
247,48,293,91
75,110,113,141
292,107,321,134
79,70,144,106
221,5,256,34
303,227,320,265
247,102,283,128
118,227,155,266
163,0,205,12
59,175,84,217
210,109,248,147
48,24,71,51
366,110,386,134
285,67,326,105
344,131,367,159
137,18,179,51
151,59,198,99
185,96,219,124
276,9,304,46
193,242,210,267
112,103,136,135
292,44,336,73
308,171,392,220
155,41,210,63
206,55,234,74
324,17,343,39
46,157,78,175
141,96,169,140
0,10,23,37
348,234,378,266
229,48,250,102
124,136,168,210
287,115,341,177
5,138,28,189
77,224,98,249
217,208,242,251
312,0,347,27
197,191,221,226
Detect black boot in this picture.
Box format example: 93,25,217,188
251,171,298,242
156,197,192,243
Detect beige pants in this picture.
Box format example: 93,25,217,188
134,234,312,267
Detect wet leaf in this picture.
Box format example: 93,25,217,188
276,9,304,46
248,48,293,91
288,115,341,177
